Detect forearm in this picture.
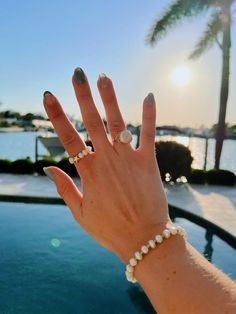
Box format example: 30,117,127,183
126,235,236,313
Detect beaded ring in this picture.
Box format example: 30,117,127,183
68,146,92,164
125,226,187,283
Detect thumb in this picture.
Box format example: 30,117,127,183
43,166,83,222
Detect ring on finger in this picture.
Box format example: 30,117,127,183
114,129,133,144
68,146,92,164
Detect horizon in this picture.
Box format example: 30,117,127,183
0,0,235,128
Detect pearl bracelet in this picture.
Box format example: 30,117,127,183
125,226,187,283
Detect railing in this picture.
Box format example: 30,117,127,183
169,205,236,261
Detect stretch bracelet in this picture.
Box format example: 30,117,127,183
125,225,187,283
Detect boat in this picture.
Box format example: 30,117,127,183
37,135,65,157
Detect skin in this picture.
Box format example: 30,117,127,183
43,69,236,313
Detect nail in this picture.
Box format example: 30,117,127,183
43,91,53,97
98,73,108,88
43,167,55,182
147,93,155,104
74,67,86,84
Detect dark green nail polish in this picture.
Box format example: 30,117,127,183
74,67,86,84
147,93,155,104
44,91,53,97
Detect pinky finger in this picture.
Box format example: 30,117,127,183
139,93,156,154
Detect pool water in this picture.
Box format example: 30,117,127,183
0,202,235,314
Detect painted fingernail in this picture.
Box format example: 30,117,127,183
98,73,108,88
74,67,86,85
43,91,53,97
43,167,55,182
147,93,155,104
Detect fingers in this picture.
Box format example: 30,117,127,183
97,74,126,142
139,93,156,153
72,68,109,150
43,91,86,159
44,167,83,222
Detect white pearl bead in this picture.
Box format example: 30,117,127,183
129,258,137,266
87,146,92,151
78,152,84,158
69,157,74,164
82,149,88,156
119,130,133,143
126,264,134,273
163,229,171,238
155,235,163,243
125,271,133,280
135,251,142,260
170,227,177,235
141,245,149,254
148,240,156,248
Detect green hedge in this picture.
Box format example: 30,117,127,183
155,141,193,182
0,159,11,173
0,153,235,186
34,158,57,175
189,169,206,184
206,169,235,186
57,158,78,177
10,158,34,174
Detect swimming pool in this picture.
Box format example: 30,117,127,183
0,202,235,313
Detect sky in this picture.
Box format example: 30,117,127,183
0,0,235,127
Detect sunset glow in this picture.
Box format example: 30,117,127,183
171,66,192,87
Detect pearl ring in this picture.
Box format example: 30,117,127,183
68,146,92,164
114,129,133,144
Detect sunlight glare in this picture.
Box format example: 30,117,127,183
171,66,192,87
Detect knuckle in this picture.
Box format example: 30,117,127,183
50,107,64,120
62,133,78,146
143,112,154,122
143,131,155,143
57,182,70,198
86,117,101,132
110,120,124,133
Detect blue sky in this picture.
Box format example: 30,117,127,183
0,0,235,127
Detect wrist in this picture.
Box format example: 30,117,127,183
113,219,174,264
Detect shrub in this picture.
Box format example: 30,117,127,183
188,169,206,184
155,141,193,182
0,159,11,173
34,158,57,175
10,158,34,174
206,169,235,186
57,158,78,177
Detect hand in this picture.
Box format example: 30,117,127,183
43,68,171,263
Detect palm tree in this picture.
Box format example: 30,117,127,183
147,0,235,169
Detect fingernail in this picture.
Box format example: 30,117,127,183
74,67,86,85
147,93,155,104
43,167,55,182
44,91,53,97
98,73,108,88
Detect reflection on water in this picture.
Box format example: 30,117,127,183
203,230,213,262
0,202,235,314
0,132,236,173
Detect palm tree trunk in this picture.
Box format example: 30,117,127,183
214,20,231,170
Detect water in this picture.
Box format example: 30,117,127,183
0,132,236,173
0,202,235,314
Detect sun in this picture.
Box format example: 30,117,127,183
171,66,192,87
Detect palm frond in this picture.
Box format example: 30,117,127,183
189,11,224,59
146,0,211,45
